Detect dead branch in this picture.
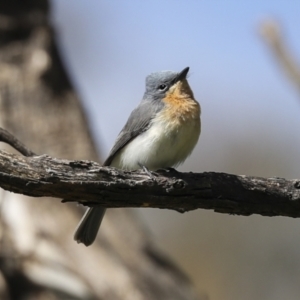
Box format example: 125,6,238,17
0,148,299,217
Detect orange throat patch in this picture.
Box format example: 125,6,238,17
162,79,201,123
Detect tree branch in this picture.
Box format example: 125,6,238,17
259,19,300,95
0,149,300,217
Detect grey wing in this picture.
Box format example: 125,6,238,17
103,100,161,166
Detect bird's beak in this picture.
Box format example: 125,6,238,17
176,67,189,82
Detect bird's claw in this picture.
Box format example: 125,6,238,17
138,163,157,180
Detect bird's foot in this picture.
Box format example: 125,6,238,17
138,163,157,180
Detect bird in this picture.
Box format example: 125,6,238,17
74,66,201,246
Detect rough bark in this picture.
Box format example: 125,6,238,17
0,1,201,300
0,149,299,218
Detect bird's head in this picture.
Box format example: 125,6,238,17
144,67,194,101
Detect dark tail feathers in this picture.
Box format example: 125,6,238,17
74,207,106,246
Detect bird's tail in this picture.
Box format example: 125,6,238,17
74,207,106,246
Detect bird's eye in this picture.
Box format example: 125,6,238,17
158,84,167,91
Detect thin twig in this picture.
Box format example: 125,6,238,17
0,128,36,156
259,19,300,94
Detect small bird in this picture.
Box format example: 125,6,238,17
74,67,201,246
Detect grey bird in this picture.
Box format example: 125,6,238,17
74,67,201,246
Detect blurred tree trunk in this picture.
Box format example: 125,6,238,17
0,1,201,299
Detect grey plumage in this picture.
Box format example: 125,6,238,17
73,207,106,246
104,100,163,166
145,67,189,96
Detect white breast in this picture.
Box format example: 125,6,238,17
110,115,201,171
